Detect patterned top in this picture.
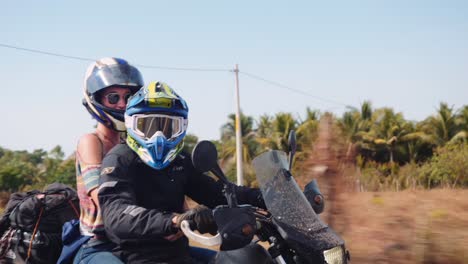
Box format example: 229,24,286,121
75,135,106,240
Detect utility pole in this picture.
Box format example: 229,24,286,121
234,64,244,185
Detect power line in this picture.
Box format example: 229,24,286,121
0,43,95,62
240,71,349,107
134,63,230,72
0,42,230,72
1,42,350,107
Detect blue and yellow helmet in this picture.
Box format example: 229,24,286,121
125,81,189,170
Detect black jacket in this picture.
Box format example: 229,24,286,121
98,144,265,263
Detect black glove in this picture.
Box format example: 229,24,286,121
176,205,218,235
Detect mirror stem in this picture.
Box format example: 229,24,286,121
224,184,238,208
288,153,294,171
288,130,297,171
210,165,239,208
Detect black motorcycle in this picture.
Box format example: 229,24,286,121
181,131,350,264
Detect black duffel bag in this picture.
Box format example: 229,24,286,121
0,183,80,264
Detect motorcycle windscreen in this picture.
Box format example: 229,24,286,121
252,150,344,252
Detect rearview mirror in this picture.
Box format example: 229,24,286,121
191,140,219,173
192,140,230,184
191,140,237,207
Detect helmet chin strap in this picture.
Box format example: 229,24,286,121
154,131,167,160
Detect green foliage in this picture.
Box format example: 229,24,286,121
340,102,466,166
218,108,319,186
417,142,468,188
43,157,76,188
0,146,76,192
0,148,37,191
360,161,401,191
218,112,261,186
183,133,199,155
421,103,461,146
360,142,468,190
0,159,36,192
337,101,466,191
1,101,465,196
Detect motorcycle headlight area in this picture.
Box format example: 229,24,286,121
323,245,348,264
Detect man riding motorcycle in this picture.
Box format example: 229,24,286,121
98,81,266,263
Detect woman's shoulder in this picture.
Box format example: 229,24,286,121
77,133,101,147
76,133,103,163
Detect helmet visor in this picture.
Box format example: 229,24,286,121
86,64,144,94
131,114,187,141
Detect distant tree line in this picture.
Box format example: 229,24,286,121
216,102,467,189
0,146,74,193
0,137,200,195
336,102,467,190
213,108,320,186
1,102,466,197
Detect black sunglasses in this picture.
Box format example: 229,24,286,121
105,93,132,105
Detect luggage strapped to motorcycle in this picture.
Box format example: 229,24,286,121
0,183,80,263
24,194,79,262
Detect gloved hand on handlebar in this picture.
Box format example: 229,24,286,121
176,205,217,235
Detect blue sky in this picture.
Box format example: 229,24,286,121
1,1,467,156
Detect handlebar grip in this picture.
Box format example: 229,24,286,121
180,220,222,246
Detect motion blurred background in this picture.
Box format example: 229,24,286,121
1,1,467,263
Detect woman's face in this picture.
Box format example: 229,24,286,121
100,87,132,110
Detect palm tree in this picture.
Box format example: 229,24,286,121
337,101,374,160
421,103,462,146
255,110,319,172
453,105,468,143
338,110,361,159
218,109,319,184
219,112,259,185
372,108,409,163
399,125,434,163
255,114,274,150
257,112,297,152
295,108,320,156
457,105,468,131
351,106,429,164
